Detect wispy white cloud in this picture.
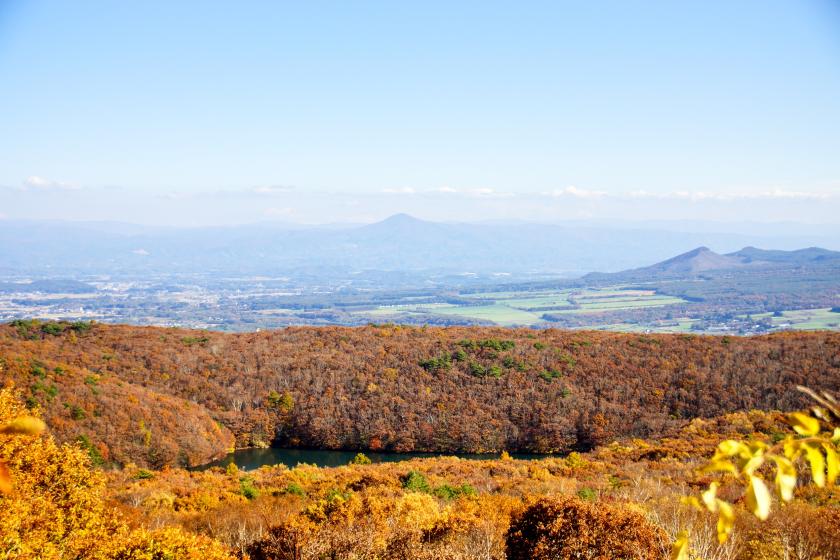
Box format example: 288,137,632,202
378,186,516,198
380,186,515,198
626,188,835,202
23,176,79,191
753,188,832,200
459,187,515,198
543,185,607,199
381,187,416,194
377,184,834,202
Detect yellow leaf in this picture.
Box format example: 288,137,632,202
0,416,46,436
681,496,702,510
803,442,826,487
0,461,11,495
742,454,765,477
823,443,839,486
769,455,797,502
832,428,840,443
716,499,735,544
784,438,801,460
745,476,771,520
748,441,768,454
717,440,749,457
671,530,689,560
789,412,820,437
701,482,719,512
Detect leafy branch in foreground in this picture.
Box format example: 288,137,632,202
672,386,839,559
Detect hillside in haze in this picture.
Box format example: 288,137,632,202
585,244,840,281
3,215,840,279
628,246,749,275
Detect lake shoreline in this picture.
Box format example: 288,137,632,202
193,446,562,471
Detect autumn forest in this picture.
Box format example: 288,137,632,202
1,320,839,559
2,321,838,468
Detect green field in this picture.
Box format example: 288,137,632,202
495,294,571,310
364,303,457,317
588,319,697,334
358,288,840,331
430,303,545,326
359,287,689,327
768,308,840,330
567,292,685,312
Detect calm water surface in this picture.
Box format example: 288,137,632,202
199,448,553,471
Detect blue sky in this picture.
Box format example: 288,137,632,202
1,0,839,225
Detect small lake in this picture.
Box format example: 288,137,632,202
198,448,553,471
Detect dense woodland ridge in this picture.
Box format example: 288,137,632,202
1,321,838,468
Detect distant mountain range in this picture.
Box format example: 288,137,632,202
586,245,840,282
2,214,839,281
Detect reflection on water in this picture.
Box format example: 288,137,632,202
197,447,552,471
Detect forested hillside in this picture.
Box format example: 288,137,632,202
2,321,838,468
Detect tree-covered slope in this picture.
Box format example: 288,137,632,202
1,321,838,467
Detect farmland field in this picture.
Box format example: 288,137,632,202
364,303,457,317
565,291,685,313
428,303,544,325
589,319,697,334
494,294,571,309
758,308,840,330
359,287,689,327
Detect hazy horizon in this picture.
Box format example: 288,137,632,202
3,212,840,232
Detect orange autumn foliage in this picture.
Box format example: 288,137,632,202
2,322,839,559
2,322,838,468
100,407,838,559
0,387,235,559
505,496,667,560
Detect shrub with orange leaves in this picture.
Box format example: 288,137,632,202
103,527,234,560
0,387,235,559
505,496,667,560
